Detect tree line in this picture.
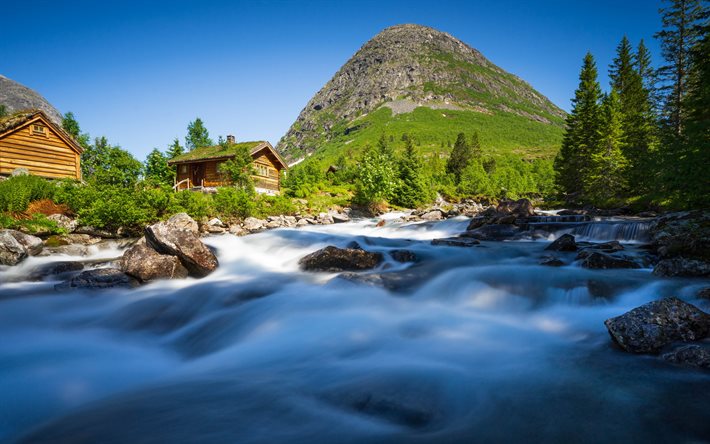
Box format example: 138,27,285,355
555,0,709,208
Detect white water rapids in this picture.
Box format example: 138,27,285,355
1,215,709,443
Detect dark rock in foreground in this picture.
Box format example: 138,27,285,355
698,287,710,299
540,255,564,267
28,261,84,281
55,269,138,290
604,297,710,353
662,344,710,369
653,258,710,277
145,221,219,278
580,252,640,269
299,246,383,272
431,237,480,247
121,238,189,282
545,234,577,252
390,250,418,263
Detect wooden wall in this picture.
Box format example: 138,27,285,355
174,152,282,192
0,122,80,179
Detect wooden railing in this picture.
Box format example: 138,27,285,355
173,178,191,191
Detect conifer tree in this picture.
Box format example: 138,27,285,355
446,132,480,183
166,138,185,159
185,118,213,151
144,148,173,185
587,90,628,204
393,137,432,208
554,52,603,200
636,40,660,113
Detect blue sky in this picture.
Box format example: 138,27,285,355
1,0,663,160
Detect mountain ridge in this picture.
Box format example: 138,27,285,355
0,75,63,125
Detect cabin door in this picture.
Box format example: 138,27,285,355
191,164,205,187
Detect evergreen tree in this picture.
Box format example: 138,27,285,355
636,39,661,113
655,0,705,137
61,112,90,150
144,148,173,186
554,52,603,200
185,118,213,151
587,90,628,204
166,138,185,159
446,132,480,183
82,137,142,187
393,137,432,208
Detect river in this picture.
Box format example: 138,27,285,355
1,214,709,443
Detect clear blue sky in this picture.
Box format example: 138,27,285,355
1,0,664,160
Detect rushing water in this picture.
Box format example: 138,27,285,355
1,215,709,443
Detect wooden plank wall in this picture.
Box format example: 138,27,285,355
174,153,282,192
0,124,80,179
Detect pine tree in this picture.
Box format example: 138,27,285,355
393,137,432,208
636,39,661,114
185,118,213,151
61,112,90,150
144,148,172,185
446,132,478,183
166,138,185,159
587,90,628,204
554,52,603,201
655,0,705,136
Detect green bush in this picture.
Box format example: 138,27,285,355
170,189,213,220
0,213,65,235
0,175,56,212
255,194,297,218
213,187,255,219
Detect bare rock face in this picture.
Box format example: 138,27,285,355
0,230,28,265
144,222,218,278
545,234,577,252
121,238,188,283
604,298,710,354
299,246,383,272
0,74,63,124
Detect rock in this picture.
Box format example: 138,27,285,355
55,268,138,290
0,230,28,265
420,210,444,221
166,213,199,234
653,258,710,277
331,212,350,223
40,244,91,257
461,224,522,241
74,226,116,238
545,234,577,252
431,237,480,247
580,252,640,269
144,222,219,278
390,250,418,263
376,219,386,227
346,241,363,250
317,213,334,225
28,261,85,281
242,217,265,232
604,297,710,353
589,240,624,252
204,224,226,234
540,255,564,266
299,246,383,272
47,214,77,233
661,344,710,369
265,220,282,229
120,238,189,283
228,224,246,236
698,287,710,299
296,218,309,227
466,217,487,231
8,230,43,256
207,217,224,227
496,198,535,217
44,235,70,247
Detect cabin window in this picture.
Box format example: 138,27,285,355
181,165,187,173
256,165,269,177
31,124,47,136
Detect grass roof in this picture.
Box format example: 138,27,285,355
168,141,265,164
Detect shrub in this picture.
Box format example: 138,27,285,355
0,175,56,212
170,189,213,220
213,187,255,219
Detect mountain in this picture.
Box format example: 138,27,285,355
0,75,63,124
276,24,566,163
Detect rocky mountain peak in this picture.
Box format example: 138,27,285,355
0,75,63,124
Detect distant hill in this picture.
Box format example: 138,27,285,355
0,75,62,124
276,24,566,164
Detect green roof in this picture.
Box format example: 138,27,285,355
168,141,265,164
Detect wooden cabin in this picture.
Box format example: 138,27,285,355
0,110,83,180
168,137,288,194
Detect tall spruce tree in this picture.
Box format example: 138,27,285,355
587,90,628,204
185,118,213,151
393,137,431,208
144,148,173,185
636,40,661,113
446,132,479,183
554,52,603,200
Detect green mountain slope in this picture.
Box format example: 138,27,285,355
276,24,566,164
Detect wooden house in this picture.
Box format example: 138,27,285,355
0,110,83,180
168,137,288,194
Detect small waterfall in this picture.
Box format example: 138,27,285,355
526,215,592,223
566,220,653,243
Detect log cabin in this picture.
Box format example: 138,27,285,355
0,110,83,180
168,136,288,194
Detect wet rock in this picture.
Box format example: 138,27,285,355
295,218,309,227
330,212,350,223
74,226,116,238
346,241,363,250
540,255,564,267
589,240,624,252
317,213,334,225
47,214,77,233
662,344,710,369
604,297,710,353
461,224,521,241
580,252,640,269
545,234,577,252
9,230,43,256
431,237,481,247
265,220,282,229
0,230,28,265
299,246,383,272
228,224,246,236
390,250,418,263
207,217,225,227
653,258,710,277
145,221,219,278
120,238,189,282
40,244,91,257
55,268,138,290
496,198,535,217
166,213,199,234
242,217,266,232
420,210,444,221
28,261,84,281
698,287,710,299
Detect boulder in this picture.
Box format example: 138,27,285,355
144,222,219,278
207,217,225,227
545,234,577,252
8,230,43,256
28,261,85,281
589,240,624,252
265,220,282,229
166,213,199,234
242,217,265,232
47,214,77,233
317,213,334,225
299,246,383,272
55,268,138,290
120,238,189,282
540,255,564,267
496,198,535,217
461,224,522,241
431,237,481,247
661,344,710,369
331,212,350,223
295,218,309,227
0,230,28,265
653,258,710,277
580,252,640,269
604,297,710,353
390,250,418,263
698,287,710,299
228,224,246,236
420,210,444,221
